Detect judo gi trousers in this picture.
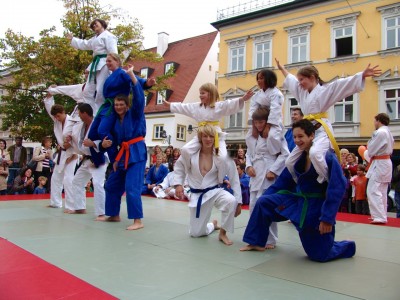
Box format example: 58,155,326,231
72,159,107,216
243,193,356,262
105,160,146,219
50,158,76,209
367,179,388,223
189,189,236,237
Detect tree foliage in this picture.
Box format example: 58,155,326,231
0,0,165,143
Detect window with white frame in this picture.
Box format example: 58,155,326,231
285,23,312,64
327,13,359,58
228,111,243,128
165,63,173,74
251,31,275,69
153,124,164,140
377,3,400,50
156,92,164,105
227,37,247,73
176,125,185,141
334,95,354,122
141,68,148,79
385,88,400,120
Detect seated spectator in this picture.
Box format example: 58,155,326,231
153,161,189,200
237,163,250,205
151,145,162,166
169,148,181,171
12,167,35,195
142,154,169,195
33,176,48,194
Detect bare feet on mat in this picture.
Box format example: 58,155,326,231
218,229,233,246
265,244,276,249
126,219,144,230
240,244,265,251
106,216,121,222
46,205,60,208
95,215,106,221
64,209,75,214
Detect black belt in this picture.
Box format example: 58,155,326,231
56,147,66,165
74,155,92,175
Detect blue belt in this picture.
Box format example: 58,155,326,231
190,185,220,218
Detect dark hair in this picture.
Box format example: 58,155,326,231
19,166,33,177
90,19,108,30
50,104,65,116
297,65,325,85
0,139,6,148
252,107,270,121
114,94,130,106
375,113,390,126
15,136,23,141
77,103,93,117
291,107,304,116
41,136,52,146
292,119,315,136
238,163,246,171
257,69,277,89
357,164,366,172
343,168,350,179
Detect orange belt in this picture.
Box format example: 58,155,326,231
366,155,391,171
115,136,144,169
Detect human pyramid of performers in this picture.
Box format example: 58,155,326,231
1,18,394,262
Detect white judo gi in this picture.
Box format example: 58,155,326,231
70,30,117,113
43,97,77,209
170,97,244,183
284,72,365,183
245,130,289,245
248,87,285,155
365,125,394,223
174,152,238,237
69,120,108,216
153,171,189,200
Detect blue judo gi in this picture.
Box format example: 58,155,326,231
243,150,356,262
104,80,147,220
89,67,147,162
142,164,169,195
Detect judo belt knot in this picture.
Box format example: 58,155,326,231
277,190,324,228
89,54,107,83
198,121,220,150
190,184,220,218
304,112,340,162
115,136,144,169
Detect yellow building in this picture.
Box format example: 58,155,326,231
212,0,400,159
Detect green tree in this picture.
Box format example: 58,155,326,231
0,0,166,143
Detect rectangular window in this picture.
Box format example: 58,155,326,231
290,35,307,63
385,88,400,119
386,16,400,49
176,125,185,141
165,63,173,74
230,47,245,72
229,111,243,128
334,26,353,56
334,95,354,122
140,68,148,79
153,124,164,140
156,92,164,105
255,41,271,69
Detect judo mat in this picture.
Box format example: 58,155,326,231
0,237,118,300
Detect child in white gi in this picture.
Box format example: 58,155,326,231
275,59,381,183
248,69,285,156
245,107,289,249
164,82,253,183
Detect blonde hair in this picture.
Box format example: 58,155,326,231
197,124,218,155
107,53,122,66
199,83,220,108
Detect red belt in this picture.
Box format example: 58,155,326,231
115,136,144,169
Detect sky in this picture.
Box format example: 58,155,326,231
1,0,240,49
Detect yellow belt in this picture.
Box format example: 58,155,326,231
304,112,340,161
198,121,220,150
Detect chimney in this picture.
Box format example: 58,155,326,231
157,32,169,56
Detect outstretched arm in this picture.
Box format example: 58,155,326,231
275,58,289,77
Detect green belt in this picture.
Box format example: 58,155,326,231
277,190,324,228
89,54,107,83
96,98,114,117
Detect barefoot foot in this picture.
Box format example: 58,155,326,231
95,215,107,221
265,244,276,249
64,209,75,214
126,219,144,230
212,219,220,230
218,229,233,246
106,216,121,222
240,244,265,251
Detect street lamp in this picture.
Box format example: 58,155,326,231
161,130,171,145
187,124,198,134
